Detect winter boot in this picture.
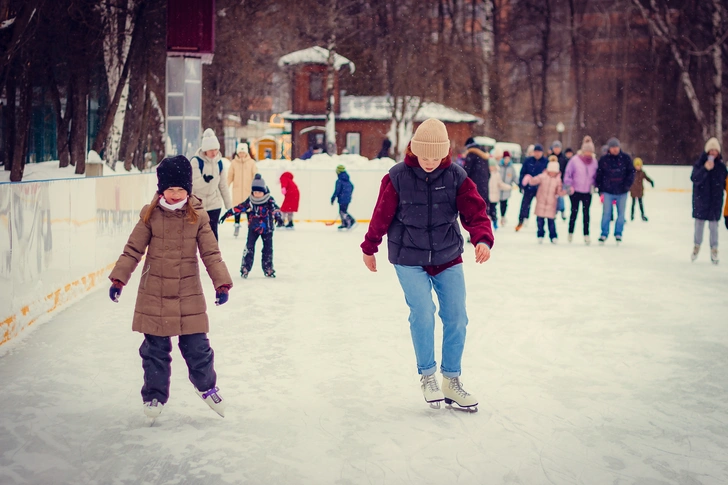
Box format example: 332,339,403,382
143,399,164,418
711,247,719,265
568,233,573,243
641,215,649,222
285,221,294,230
233,223,240,237
550,238,558,244
420,374,444,408
442,376,478,411
615,235,622,244
195,386,226,417
515,223,523,232
265,269,276,278
691,245,700,262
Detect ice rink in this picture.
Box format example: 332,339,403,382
1,190,727,485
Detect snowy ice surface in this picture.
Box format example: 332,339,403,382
0,190,727,485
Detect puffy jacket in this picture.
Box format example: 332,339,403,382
498,162,517,200
519,155,548,191
109,196,233,337
279,172,300,212
331,172,354,205
463,147,490,204
596,151,635,195
528,173,563,219
630,170,654,198
227,153,258,206
191,149,233,211
563,154,598,194
488,171,511,203
230,195,283,234
691,152,727,221
554,152,569,179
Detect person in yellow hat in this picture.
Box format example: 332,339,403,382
629,157,654,221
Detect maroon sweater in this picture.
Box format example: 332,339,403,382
361,154,494,276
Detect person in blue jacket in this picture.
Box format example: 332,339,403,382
331,164,355,230
516,144,548,231
595,138,635,244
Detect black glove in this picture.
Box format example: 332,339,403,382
215,287,229,306
109,282,123,302
651,181,655,188
219,210,232,224
725,216,728,231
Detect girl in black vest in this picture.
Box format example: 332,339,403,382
361,118,494,412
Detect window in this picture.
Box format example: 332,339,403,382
309,72,324,101
346,133,361,155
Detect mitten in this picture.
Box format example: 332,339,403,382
521,175,532,186
109,279,124,302
215,285,230,306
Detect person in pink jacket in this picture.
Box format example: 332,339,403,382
563,136,598,245
522,157,566,243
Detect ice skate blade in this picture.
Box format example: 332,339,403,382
427,400,443,409
444,398,478,413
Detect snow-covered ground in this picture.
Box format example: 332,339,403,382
0,190,727,485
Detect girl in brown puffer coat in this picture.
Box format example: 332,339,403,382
109,156,233,420
630,157,654,221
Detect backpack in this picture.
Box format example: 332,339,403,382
193,156,223,176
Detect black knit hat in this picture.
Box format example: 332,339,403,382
157,156,193,195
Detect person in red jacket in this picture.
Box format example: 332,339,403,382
279,171,300,229
360,118,494,412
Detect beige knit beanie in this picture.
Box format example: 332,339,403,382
581,135,595,154
410,118,450,160
705,137,721,154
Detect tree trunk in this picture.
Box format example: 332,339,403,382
568,0,584,130
325,34,337,155
711,0,723,138
10,71,32,182
538,0,552,141
47,65,72,168
70,70,89,174
3,69,16,172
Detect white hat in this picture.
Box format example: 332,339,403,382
705,137,721,154
200,128,220,152
547,161,560,173
236,142,249,154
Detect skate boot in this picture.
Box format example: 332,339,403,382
515,223,523,232
233,223,240,237
143,398,164,418
567,233,573,243
241,267,249,279
264,269,276,278
584,235,591,245
502,217,508,226
615,235,622,244
691,244,700,262
538,237,544,244
195,386,226,417
442,376,478,412
598,236,607,245
711,247,719,265
285,221,294,230
550,238,558,244
641,215,649,222
420,374,444,408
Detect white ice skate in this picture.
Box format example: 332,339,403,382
233,223,240,237
442,376,478,412
501,217,508,226
567,233,573,243
550,238,558,244
691,244,700,262
584,235,591,245
195,386,226,417
538,237,544,244
711,247,719,265
143,399,164,419
420,374,444,409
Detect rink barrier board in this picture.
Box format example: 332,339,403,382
0,164,694,352
0,174,157,352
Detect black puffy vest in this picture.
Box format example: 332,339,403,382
387,162,468,266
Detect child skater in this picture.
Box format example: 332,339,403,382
361,118,494,412
220,174,283,278
108,155,232,419
279,171,300,229
522,156,566,244
487,158,512,229
630,158,654,221
331,165,355,230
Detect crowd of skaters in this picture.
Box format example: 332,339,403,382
458,134,726,262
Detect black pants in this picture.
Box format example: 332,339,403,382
487,201,498,225
569,192,592,235
139,333,217,404
234,212,242,224
499,200,508,217
518,190,537,223
243,230,273,273
631,197,645,218
207,209,221,241
339,203,355,227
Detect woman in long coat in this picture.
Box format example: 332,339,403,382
227,142,258,237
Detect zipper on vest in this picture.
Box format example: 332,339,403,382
427,176,433,263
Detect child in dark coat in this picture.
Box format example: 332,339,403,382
331,165,355,230
220,174,283,278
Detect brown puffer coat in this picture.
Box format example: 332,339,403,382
109,196,233,337
630,170,653,198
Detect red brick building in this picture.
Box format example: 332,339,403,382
278,47,481,160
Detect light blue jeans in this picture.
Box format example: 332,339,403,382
394,264,468,378
601,192,628,238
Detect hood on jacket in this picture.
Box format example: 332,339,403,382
195,147,222,164
337,171,351,182
280,171,294,186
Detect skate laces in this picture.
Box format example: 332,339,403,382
421,374,440,393
447,377,470,398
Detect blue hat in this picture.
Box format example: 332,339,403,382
534,144,544,152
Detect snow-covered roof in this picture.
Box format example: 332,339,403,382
278,46,355,73
282,96,480,124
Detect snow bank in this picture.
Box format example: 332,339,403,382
0,160,143,184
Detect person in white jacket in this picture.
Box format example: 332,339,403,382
191,128,232,240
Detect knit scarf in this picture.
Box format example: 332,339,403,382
159,197,188,211
250,193,271,205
